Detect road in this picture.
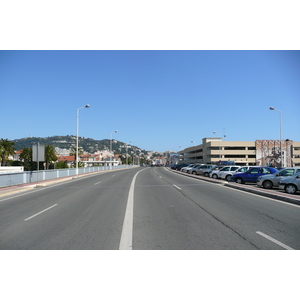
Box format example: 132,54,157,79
1,167,299,250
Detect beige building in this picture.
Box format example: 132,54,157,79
179,138,300,167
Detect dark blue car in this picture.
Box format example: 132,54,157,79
231,167,278,184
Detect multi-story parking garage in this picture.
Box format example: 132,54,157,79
179,138,300,167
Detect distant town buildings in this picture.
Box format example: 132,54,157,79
6,137,300,169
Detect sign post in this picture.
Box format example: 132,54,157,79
32,143,45,183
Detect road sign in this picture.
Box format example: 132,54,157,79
32,144,45,162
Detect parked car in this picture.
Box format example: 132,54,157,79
196,165,217,177
181,164,198,172
257,167,300,189
173,164,189,171
210,165,241,179
278,172,300,194
221,166,252,181
187,164,206,174
231,167,277,184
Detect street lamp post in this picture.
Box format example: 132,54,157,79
213,131,221,161
191,141,196,163
178,146,182,163
129,141,134,165
110,130,118,168
269,107,283,167
76,104,90,175
125,143,128,165
125,141,131,165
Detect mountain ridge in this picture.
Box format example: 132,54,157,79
12,135,149,155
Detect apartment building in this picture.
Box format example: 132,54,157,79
179,138,300,168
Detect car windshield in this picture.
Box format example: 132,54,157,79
220,167,230,171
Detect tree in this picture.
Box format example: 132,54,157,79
45,145,57,170
70,146,83,167
56,161,69,169
0,138,16,166
19,147,32,171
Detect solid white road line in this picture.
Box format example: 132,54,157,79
24,204,58,221
94,181,101,185
119,169,145,250
256,231,294,250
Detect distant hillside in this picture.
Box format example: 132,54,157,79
12,135,147,155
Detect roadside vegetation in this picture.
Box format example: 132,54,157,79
0,138,57,171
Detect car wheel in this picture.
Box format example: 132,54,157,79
225,175,232,181
192,171,196,175
204,172,209,177
262,180,273,189
235,177,244,184
212,174,218,179
285,184,297,194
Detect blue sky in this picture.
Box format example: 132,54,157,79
0,50,299,152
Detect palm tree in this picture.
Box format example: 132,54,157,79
19,147,32,171
45,145,57,169
70,146,83,168
0,138,16,166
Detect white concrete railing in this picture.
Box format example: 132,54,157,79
0,165,138,188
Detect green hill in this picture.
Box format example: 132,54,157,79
12,136,147,155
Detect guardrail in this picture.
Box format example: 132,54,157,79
0,165,137,188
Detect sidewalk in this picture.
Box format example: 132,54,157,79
170,169,300,206
0,168,126,198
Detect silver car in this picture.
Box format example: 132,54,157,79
257,167,300,189
220,166,249,181
181,164,200,173
187,164,205,174
210,165,241,179
195,165,217,176
278,172,300,194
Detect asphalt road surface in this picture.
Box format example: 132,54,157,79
1,167,299,250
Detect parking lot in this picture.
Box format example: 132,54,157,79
169,167,300,206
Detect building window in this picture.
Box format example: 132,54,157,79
224,147,246,150
196,149,203,153
224,155,246,158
